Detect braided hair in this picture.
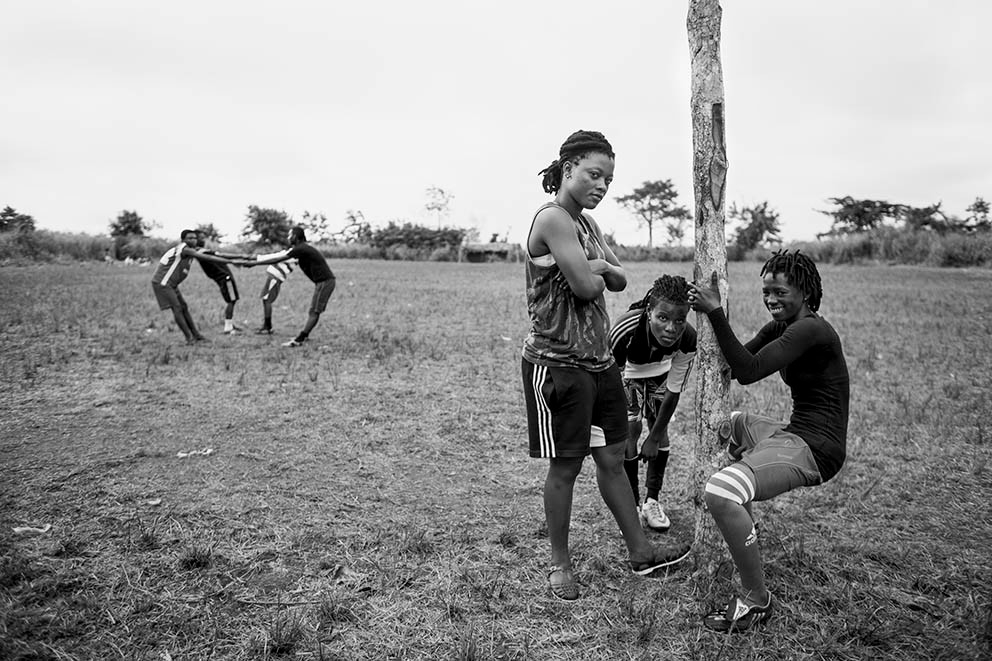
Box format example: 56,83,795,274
538,130,615,194
628,274,691,312
760,249,822,312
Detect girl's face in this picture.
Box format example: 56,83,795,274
761,272,808,322
648,299,690,347
562,152,614,209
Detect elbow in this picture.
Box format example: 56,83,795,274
606,275,627,292
574,281,605,301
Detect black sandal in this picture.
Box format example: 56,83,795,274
548,566,579,601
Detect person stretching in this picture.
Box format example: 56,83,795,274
194,231,250,334
247,226,335,347
688,250,850,633
151,229,236,344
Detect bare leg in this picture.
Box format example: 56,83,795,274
591,442,654,562
180,302,203,340
624,419,642,504
625,419,642,460
301,311,320,336
170,307,194,341
261,299,274,329
545,457,584,569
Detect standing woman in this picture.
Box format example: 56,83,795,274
688,250,850,632
521,130,690,601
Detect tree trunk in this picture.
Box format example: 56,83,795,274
687,0,731,553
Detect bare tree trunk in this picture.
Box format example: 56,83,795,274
688,0,731,553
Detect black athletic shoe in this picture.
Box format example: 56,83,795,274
254,327,273,335
703,593,774,633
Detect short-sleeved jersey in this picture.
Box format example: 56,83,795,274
521,202,613,371
609,308,697,393
708,309,850,481
262,244,332,283
196,249,232,281
152,244,194,288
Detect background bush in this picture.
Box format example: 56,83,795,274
2,226,991,268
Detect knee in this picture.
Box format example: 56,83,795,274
593,443,625,472
548,458,583,484
704,489,736,519
704,464,755,516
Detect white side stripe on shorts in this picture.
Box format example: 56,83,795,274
531,364,555,458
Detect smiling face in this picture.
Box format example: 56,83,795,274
561,152,614,210
648,299,690,347
761,271,809,323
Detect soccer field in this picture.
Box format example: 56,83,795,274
1,259,990,660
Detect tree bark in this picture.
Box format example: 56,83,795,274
687,0,731,553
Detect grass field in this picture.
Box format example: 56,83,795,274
1,259,990,660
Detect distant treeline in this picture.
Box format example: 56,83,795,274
2,225,991,267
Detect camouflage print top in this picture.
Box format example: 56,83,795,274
521,202,614,372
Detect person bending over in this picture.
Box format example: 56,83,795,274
194,231,251,334
247,226,335,347
151,229,236,344
609,275,696,532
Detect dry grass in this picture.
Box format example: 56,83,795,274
0,260,990,660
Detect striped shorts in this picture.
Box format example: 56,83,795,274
521,358,628,459
706,412,823,504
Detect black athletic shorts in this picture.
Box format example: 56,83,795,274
522,357,627,459
215,275,239,303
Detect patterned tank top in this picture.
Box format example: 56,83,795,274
521,202,614,371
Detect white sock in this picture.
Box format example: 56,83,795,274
224,319,234,331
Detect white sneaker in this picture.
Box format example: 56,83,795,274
642,498,671,532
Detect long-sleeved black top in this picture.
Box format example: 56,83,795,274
707,307,850,481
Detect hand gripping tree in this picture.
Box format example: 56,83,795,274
688,0,731,553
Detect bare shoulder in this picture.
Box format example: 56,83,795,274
530,204,573,251
533,204,572,232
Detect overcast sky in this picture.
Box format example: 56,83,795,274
2,1,989,246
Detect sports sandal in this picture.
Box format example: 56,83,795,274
548,566,579,601
629,542,691,576
703,593,774,633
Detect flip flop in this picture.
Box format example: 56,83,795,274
548,566,579,601
629,542,691,576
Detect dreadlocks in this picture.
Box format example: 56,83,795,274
628,274,691,312
761,249,822,312
538,130,615,194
